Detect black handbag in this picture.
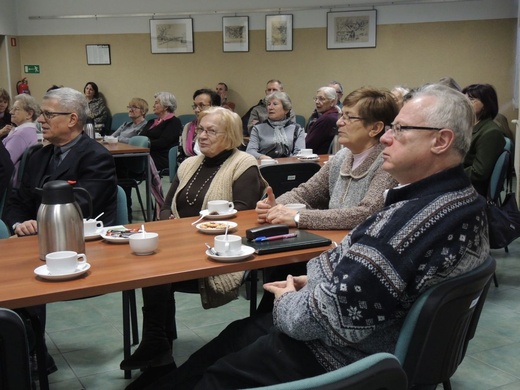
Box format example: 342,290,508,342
486,193,520,249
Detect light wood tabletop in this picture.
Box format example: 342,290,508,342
0,210,347,309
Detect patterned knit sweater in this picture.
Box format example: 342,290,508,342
273,164,489,371
277,144,397,229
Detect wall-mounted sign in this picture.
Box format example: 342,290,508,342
86,44,111,65
24,65,40,74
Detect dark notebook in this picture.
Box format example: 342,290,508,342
242,230,332,255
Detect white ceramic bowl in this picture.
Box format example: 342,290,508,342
129,232,158,255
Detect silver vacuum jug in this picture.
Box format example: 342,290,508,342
37,180,92,260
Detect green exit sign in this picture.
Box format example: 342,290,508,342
24,65,40,74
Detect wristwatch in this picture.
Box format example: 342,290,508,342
293,212,300,228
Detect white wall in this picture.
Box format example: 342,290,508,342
0,0,17,35
10,0,518,36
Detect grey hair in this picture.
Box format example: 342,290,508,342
14,94,40,121
266,91,292,111
329,80,344,94
317,86,337,102
43,87,88,125
407,84,474,157
154,92,177,113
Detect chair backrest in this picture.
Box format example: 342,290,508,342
116,185,129,225
394,255,496,388
0,308,32,389
488,137,512,202
16,143,43,188
247,352,407,390
126,136,151,175
0,219,10,238
295,115,306,128
111,112,131,133
145,114,158,122
178,114,196,127
260,162,321,197
168,146,178,183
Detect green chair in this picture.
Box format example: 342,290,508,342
0,219,10,238
111,112,131,134
177,114,196,126
295,114,306,129
248,352,406,390
159,146,178,183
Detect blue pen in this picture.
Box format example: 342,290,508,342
254,233,298,242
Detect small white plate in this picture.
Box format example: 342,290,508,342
206,245,255,262
100,226,141,244
200,209,238,220
34,263,91,281
196,221,238,234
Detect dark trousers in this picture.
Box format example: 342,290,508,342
148,313,326,389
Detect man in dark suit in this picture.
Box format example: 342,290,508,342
5,87,117,235
4,87,118,378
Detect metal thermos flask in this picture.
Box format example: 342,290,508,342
36,180,93,260
84,122,95,139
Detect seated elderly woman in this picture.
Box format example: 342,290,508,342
256,87,399,312
305,86,341,154
121,107,267,387
2,94,39,187
178,88,221,164
140,92,182,171
84,81,109,132
246,91,304,160
462,83,506,196
111,98,149,143
0,88,12,139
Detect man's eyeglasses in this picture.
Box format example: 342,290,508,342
127,105,141,110
41,111,72,120
191,104,211,111
385,123,443,137
195,126,224,137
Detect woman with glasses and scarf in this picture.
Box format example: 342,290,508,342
111,98,149,143
178,88,221,164
121,107,267,390
246,91,304,161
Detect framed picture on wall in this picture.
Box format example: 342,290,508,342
222,16,249,52
150,18,194,54
327,10,377,49
266,14,293,51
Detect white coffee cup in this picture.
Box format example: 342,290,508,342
129,232,159,255
45,251,87,274
260,159,278,166
285,203,307,211
214,234,242,256
84,218,104,236
207,200,234,214
300,149,313,156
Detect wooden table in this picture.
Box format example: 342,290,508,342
264,154,330,166
0,210,347,309
101,141,152,221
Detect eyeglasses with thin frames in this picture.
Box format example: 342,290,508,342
195,126,224,137
385,123,443,137
341,114,365,123
191,104,211,111
127,106,141,111
41,111,72,120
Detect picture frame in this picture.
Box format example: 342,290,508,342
327,10,377,49
222,16,249,52
266,14,293,51
86,44,111,65
150,18,194,54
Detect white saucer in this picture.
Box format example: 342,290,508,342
196,221,238,234
85,231,102,241
206,245,255,262
34,263,91,281
200,209,238,220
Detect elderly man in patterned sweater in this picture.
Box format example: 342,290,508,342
132,84,489,390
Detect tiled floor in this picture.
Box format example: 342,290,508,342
39,181,520,389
